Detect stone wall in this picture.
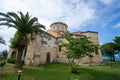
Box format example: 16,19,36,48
8,23,103,66
25,32,57,66
24,23,103,66
56,31,103,64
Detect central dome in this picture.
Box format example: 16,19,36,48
50,22,68,33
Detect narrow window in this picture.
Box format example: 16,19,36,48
59,46,61,52
95,49,98,55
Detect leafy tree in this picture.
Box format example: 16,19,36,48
114,36,120,44
0,50,7,75
101,36,120,62
8,33,21,59
0,50,8,59
101,43,116,61
60,31,98,73
0,11,45,69
113,36,120,54
0,36,5,45
9,33,19,49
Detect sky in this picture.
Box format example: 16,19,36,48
0,0,120,51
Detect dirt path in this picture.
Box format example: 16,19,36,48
0,63,17,73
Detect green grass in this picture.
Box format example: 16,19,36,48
0,61,120,80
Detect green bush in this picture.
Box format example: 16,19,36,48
0,62,5,67
7,58,24,65
0,56,6,67
0,60,6,67
7,58,16,64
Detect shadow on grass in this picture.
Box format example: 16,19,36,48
1,62,120,80
22,64,120,80
77,67,120,80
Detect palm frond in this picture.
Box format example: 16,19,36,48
0,18,9,21
0,23,16,27
27,17,38,27
0,36,5,45
0,12,9,17
7,12,21,22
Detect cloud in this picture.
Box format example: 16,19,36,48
0,0,96,29
0,0,102,51
64,1,96,26
0,26,16,51
0,0,29,12
101,0,114,5
0,0,119,51
114,22,120,28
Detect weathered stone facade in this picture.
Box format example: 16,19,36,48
8,22,103,66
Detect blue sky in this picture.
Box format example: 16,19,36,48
0,0,120,51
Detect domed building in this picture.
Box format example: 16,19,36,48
47,22,68,37
50,22,68,32
8,22,103,66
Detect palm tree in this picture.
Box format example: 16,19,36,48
0,36,5,45
0,11,45,69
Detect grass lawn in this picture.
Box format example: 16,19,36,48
0,61,120,80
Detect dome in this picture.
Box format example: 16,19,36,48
50,22,68,33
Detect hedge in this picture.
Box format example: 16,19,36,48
7,58,15,64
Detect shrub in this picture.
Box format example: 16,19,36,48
7,58,16,64
0,60,6,67
0,56,6,67
7,58,24,65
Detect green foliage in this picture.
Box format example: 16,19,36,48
0,61,6,67
60,31,98,73
7,58,24,65
0,11,45,69
9,33,22,49
101,43,115,57
0,50,8,59
114,36,120,44
113,36,120,53
101,42,117,63
101,36,120,61
0,11,45,48
0,56,6,67
1,62,120,80
0,11,45,37
7,58,16,64
61,32,97,59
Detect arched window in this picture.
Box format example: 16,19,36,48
95,49,98,55
46,52,50,63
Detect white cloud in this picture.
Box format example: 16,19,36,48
101,0,113,5
0,26,16,51
114,22,120,28
0,0,96,29
0,0,29,12
0,0,97,51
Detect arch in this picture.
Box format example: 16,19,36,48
46,52,50,63
11,51,16,58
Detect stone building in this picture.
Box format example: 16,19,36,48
8,22,103,66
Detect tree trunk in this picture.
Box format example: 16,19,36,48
68,58,78,73
15,47,24,70
15,37,27,69
112,55,115,62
